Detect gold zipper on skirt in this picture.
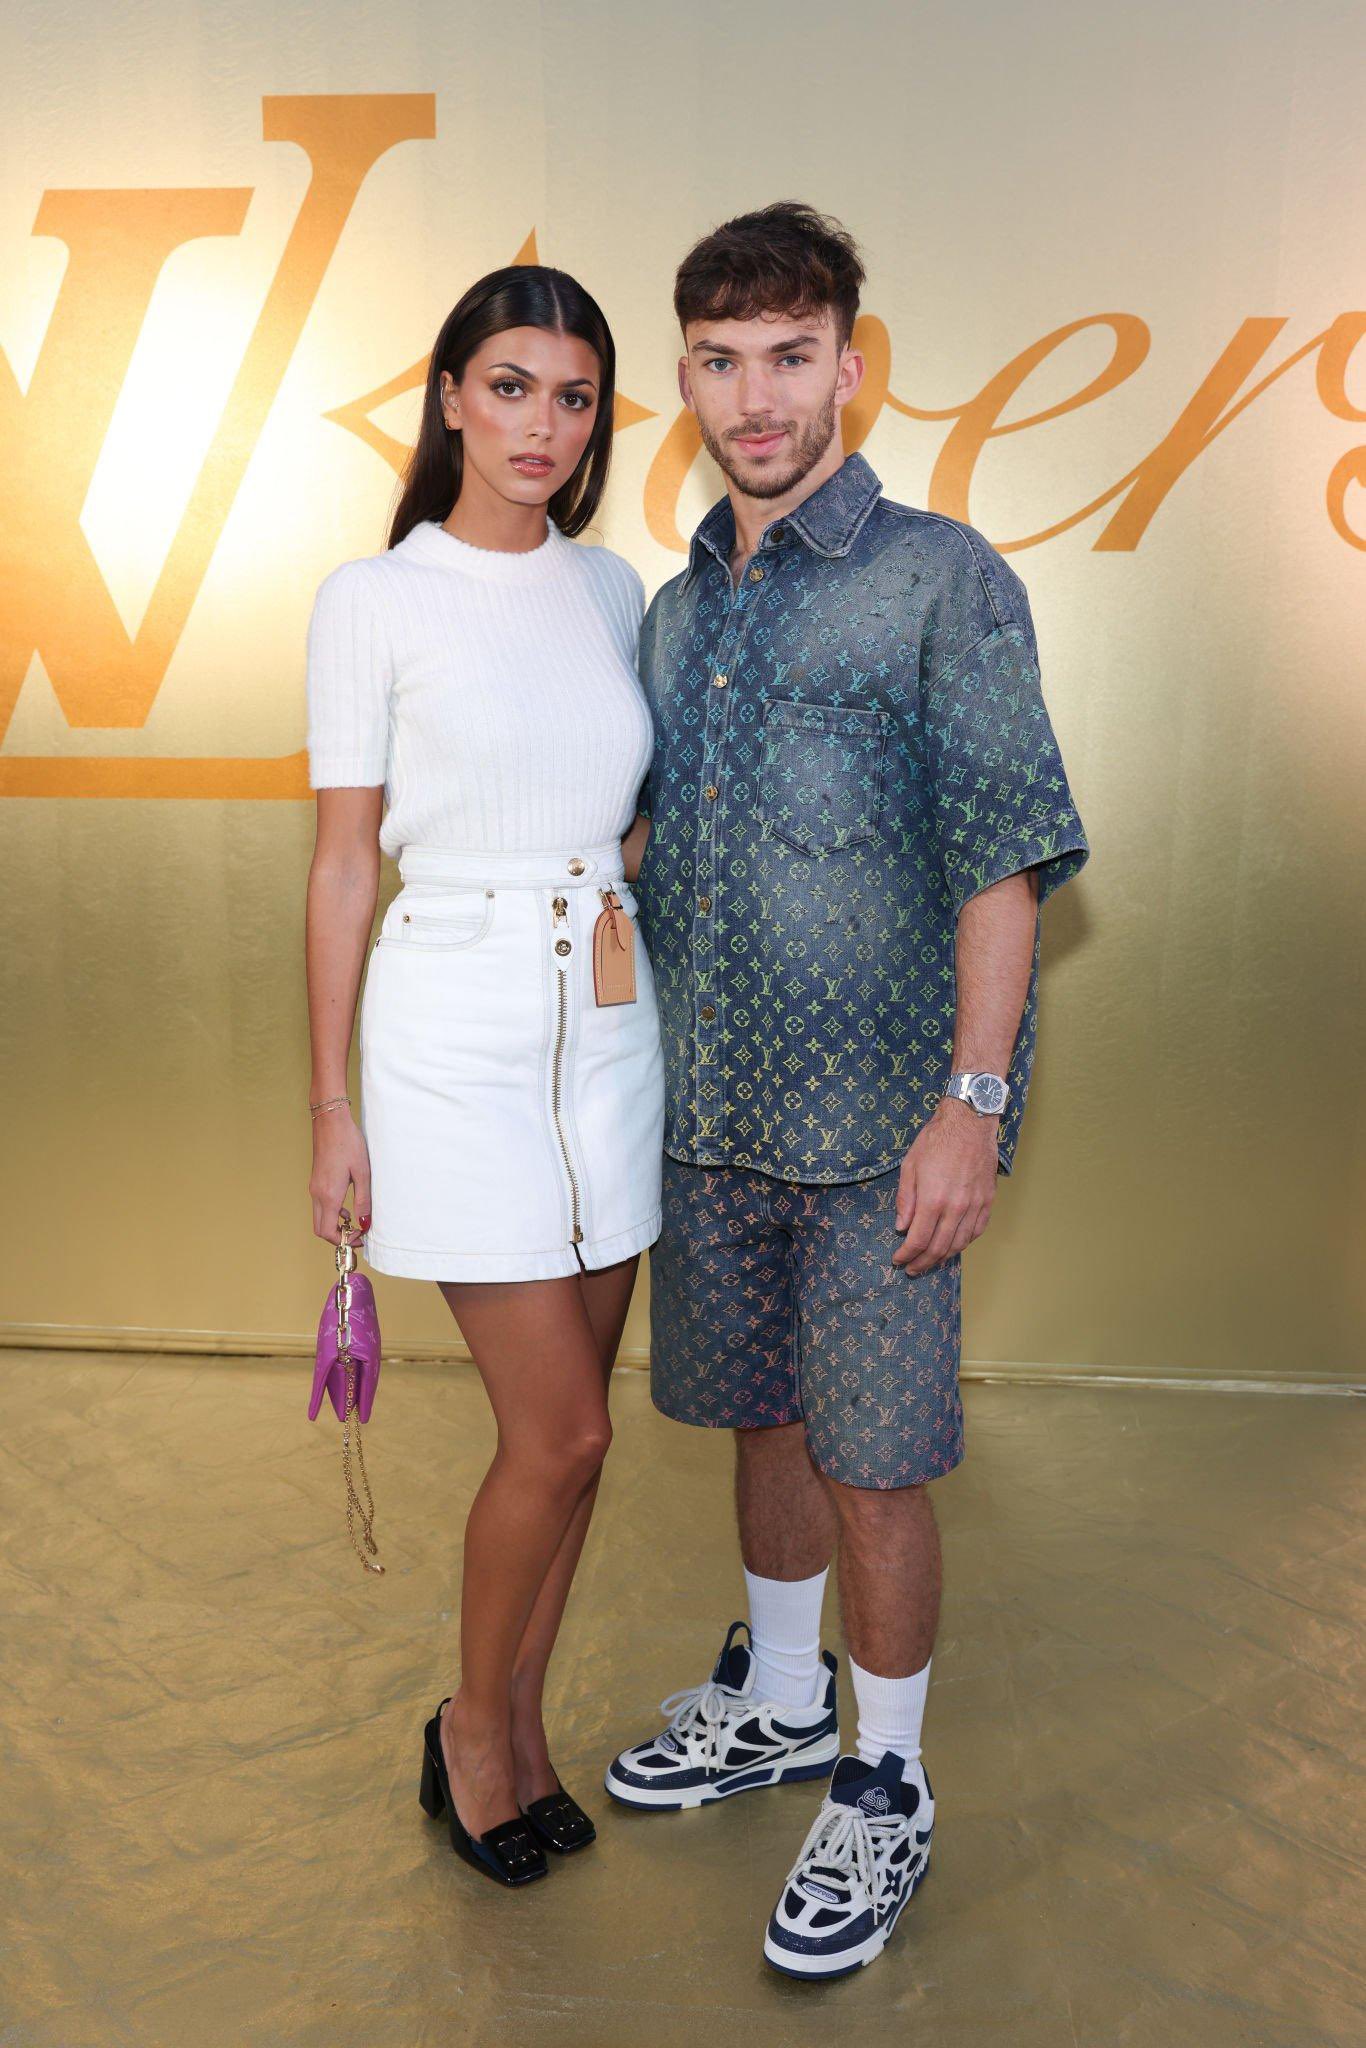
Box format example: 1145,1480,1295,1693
550,895,585,1252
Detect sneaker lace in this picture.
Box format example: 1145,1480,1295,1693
792,1798,904,1922
657,1677,745,1771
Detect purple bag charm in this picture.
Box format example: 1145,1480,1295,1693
308,1206,384,1574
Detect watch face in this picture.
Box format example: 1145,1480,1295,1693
968,1074,1008,1114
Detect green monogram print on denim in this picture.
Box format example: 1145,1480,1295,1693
634,451,1090,1185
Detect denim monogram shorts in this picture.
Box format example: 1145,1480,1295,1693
648,1156,964,1491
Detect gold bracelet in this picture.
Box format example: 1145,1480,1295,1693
310,1094,350,1118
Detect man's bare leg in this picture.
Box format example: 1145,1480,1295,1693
734,1420,836,1578
733,1422,838,1704
735,1426,940,1695
827,1479,941,1677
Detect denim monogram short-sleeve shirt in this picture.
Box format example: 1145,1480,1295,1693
634,451,1089,1184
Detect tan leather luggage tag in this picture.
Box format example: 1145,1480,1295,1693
592,888,637,1006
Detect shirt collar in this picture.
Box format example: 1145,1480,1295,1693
681,450,883,589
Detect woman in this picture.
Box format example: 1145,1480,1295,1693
303,265,662,1889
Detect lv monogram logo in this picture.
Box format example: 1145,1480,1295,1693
2,97,437,788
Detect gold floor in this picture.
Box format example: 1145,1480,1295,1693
4,1350,1362,2048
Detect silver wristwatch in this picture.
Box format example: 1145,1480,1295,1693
944,1071,1011,1117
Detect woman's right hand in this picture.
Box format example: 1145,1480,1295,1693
310,1108,373,1246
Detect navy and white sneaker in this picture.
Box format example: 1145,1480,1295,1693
605,1621,840,1810
763,1750,934,1979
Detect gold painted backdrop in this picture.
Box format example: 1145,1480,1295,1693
3,2,1362,1380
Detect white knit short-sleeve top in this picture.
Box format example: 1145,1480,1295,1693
305,518,653,860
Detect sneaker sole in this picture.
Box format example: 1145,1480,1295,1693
604,1738,841,1811
762,1849,931,1979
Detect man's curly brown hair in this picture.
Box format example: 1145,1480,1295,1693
673,201,865,350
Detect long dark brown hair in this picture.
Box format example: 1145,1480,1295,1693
387,265,617,548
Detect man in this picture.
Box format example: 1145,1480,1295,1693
607,202,1089,1980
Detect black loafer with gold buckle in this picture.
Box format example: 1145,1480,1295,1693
419,1702,549,1887
521,1781,597,1854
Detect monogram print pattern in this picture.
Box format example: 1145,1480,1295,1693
650,1157,964,1490
635,452,1090,1185
758,700,890,855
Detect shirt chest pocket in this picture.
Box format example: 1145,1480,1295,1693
757,700,891,856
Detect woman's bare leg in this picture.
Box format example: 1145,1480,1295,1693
507,1254,640,1803
434,1273,612,1838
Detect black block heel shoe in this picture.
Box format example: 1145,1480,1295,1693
521,1778,597,1855
419,1701,548,1888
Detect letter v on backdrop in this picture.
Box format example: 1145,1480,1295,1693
0,96,435,798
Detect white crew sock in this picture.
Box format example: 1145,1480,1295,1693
743,1566,829,1707
850,1654,932,1784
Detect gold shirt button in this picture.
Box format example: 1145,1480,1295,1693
700,1004,716,1021
704,785,719,801
748,565,764,582
554,938,572,956
713,672,728,687
567,857,586,875
698,894,712,912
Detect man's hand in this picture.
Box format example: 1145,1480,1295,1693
892,1098,1000,1273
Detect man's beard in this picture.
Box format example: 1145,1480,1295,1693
697,386,839,502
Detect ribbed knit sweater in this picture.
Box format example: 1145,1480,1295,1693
305,518,653,860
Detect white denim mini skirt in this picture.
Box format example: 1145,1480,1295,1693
358,840,664,1282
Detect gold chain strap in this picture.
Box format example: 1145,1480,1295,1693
335,1207,384,1575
